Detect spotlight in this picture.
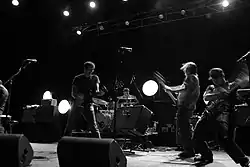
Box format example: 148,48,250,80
58,100,71,114
63,10,70,17
12,0,19,6
142,80,159,96
125,21,129,26
76,30,82,35
221,0,229,7
43,91,52,100
89,1,96,8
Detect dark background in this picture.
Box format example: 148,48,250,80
0,0,250,122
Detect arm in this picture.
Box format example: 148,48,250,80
203,85,221,103
71,77,84,99
164,75,197,92
93,75,105,96
165,84,186,92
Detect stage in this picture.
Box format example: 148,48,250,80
30,142,247,167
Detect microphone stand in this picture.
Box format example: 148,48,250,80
130,75,143,101
4,62,32,119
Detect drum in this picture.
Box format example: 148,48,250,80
234,104,250,127
95,110,114,133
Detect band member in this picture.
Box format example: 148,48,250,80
0,80,9,133
64,61,104,138
192,68,249,166
116,88,139,108
163,62,200,158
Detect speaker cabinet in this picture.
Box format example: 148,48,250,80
0,134,33,167
57,137,127,167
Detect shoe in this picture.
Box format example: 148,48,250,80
178,151,195,159
240,158,249,167
193,156,213,166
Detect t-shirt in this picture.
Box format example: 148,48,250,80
72,74,100,103
177,74,200,110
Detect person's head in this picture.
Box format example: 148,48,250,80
123,88,130,96
208,68,226,86
180,62,197,75
83,61,95,77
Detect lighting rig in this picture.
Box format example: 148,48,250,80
72,0,250,36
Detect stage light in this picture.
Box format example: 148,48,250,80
221,0,229,7
158,14,164,19
76,30,82,35
43,91,53,100
12,0,19,6
125,21,129,26
89,1,96,8
142,80,159,96
63,10,70,17
58,100,71,114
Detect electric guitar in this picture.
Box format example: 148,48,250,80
205,70,249,114
153,71,177,106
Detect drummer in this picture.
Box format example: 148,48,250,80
116,88,139,108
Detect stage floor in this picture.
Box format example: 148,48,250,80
30,142,248,167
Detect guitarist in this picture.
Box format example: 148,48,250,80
163,62,200,158
64,61,104,138
192,68,249,167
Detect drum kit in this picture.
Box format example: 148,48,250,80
234,88,250,127
92,95,143,133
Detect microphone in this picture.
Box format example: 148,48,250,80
237,51,250,62
120,46,132,52
25,59,37,63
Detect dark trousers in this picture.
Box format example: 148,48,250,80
64,103,101,138
176,106,194,152
193,110,248,164
0,110,5,134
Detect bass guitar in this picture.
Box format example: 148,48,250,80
153,71,177,106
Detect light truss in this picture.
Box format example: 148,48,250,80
72,0,250,36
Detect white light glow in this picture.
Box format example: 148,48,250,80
43,91,52,100
89,1,96,8
76,30,81,35
142,80,159,96
63,10,70,17
222,0,229,7
58,100,71,114
12,0,19,6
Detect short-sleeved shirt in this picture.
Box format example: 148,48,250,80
72,74,100,103
177,74,200,110
0,85,9,114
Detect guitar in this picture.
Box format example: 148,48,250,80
205,70,249,114
153,71,177,106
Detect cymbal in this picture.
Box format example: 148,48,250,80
92,97,108,106
117,96,136,100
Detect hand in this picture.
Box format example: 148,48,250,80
164,85,171,91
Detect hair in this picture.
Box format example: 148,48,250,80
180,62,197,74
84,61,95,69
123,88,129,92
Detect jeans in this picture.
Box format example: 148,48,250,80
176,106,195,152
64,103,101,138
193,110,248,164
